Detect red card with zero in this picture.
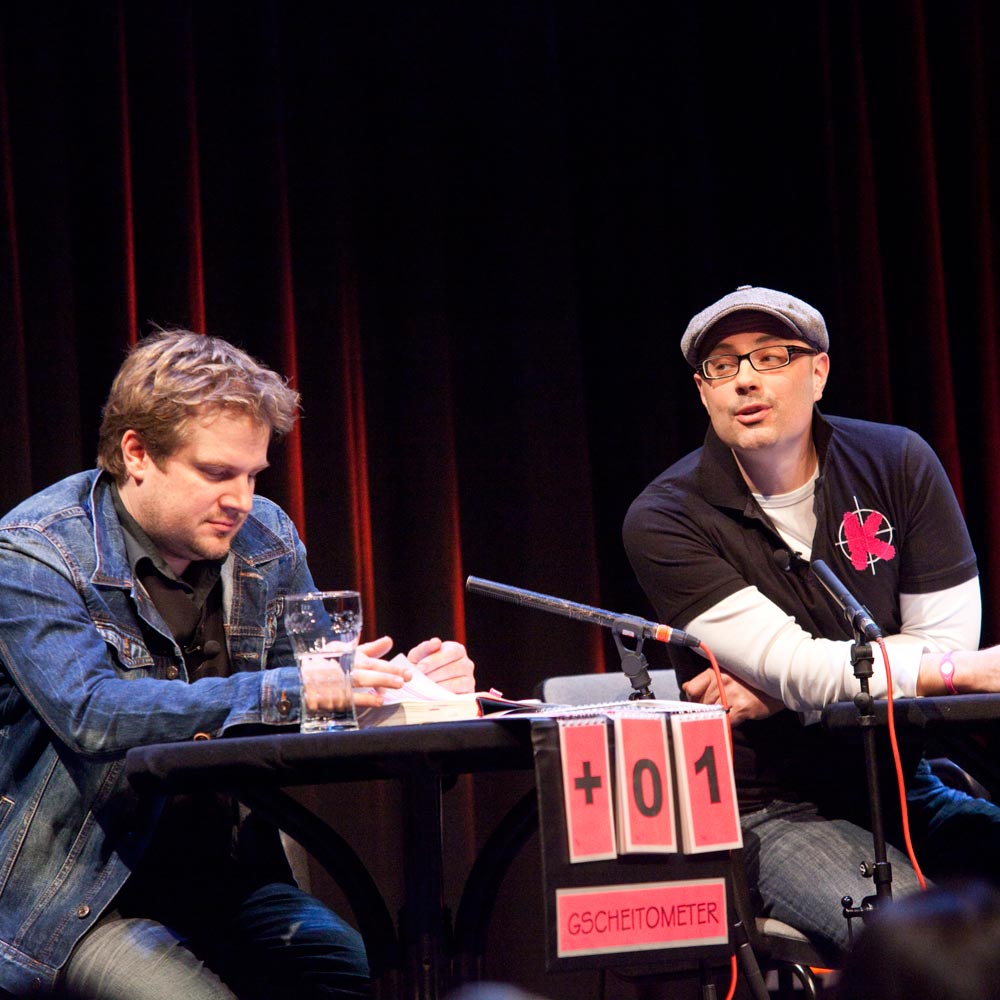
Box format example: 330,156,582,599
558,719,617,862
614,714,676,853
670,713,742,853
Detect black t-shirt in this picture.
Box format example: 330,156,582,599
109,486,292,923
623,410,977,816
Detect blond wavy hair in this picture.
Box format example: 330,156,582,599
97,329,301,483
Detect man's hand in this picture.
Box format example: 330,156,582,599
407,637,476,694
348,636,412,707
683,667,784,726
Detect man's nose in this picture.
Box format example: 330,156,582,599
731,356,760,389
222,477,254,513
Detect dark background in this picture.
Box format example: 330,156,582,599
3,2,1000,995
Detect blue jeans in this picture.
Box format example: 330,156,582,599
741,801,927,958
58,883,369,1000
742,758,1000,959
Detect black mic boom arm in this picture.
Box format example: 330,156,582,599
465,576,701,648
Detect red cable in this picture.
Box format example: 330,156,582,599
698,640,740,996
698,641,733,754
878,637,927,890
724,953,738,1000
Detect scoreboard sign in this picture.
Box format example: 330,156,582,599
531,707,739,973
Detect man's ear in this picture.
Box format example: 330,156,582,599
812,352,830,401
693,371,710,412
120,430,150,481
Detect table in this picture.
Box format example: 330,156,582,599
822,693,1000,793
125,720,538,1000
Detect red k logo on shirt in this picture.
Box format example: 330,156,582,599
839,499,896,571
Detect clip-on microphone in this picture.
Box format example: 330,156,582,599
465,576,700,700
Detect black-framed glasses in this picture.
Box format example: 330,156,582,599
698,344,818,380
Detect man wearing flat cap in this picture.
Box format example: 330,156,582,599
624,285,1000,958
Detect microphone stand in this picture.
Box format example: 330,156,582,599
841,631,893,937
809,558,893,934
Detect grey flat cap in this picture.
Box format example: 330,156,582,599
681,285,829,366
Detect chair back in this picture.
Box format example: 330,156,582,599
537,669,681,705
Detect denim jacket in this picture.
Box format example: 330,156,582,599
0,471,311,994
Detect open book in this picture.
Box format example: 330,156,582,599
356,658,533,727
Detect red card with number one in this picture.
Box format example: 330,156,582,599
558,719,617,862
614,714,676,854
670,713,742,853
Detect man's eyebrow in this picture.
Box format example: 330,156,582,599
706,332,794,354
196,460,271,475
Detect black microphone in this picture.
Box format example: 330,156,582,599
774,548,807,572
465,576,701,648
810,558,883,641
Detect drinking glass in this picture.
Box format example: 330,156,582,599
284,590,362,732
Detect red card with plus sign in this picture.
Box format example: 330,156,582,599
558,719,617,862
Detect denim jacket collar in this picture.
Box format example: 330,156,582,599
87,471,291,590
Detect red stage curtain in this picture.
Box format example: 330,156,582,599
3,2,1000,992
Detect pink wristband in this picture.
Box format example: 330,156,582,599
939,652,959,695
